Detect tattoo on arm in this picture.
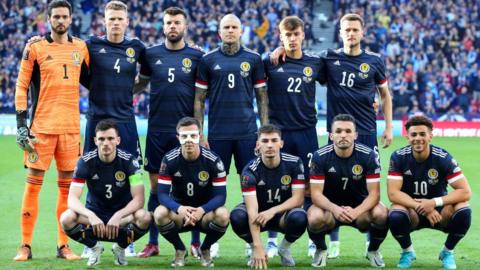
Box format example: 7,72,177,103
255,86,269,125
194,88,208,131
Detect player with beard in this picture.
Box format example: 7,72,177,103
14,0,89,261
134,7,205,258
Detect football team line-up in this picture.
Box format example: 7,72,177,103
13,0,471,269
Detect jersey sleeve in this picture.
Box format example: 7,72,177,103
442,153,464,185
253,55,266,88
199,157,227,213
240,167,257,196
127,157,143,187
195,56,209,90
72,158,89,188
212,157,227,187
262,56,271,79
157,157,181,212
374,57,388,87
292,158,305,189
366,151,381,184
317,50,327,84
387,152,403,181
15,42,37,111
309,152,325,184
139,48,151,78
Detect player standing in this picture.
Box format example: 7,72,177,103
308,114,388,268
194,13,268,257
134,7,205,258
14,0,89,261
153,117,229,267
387,115,471,269
263,15,323,258
60,119,151,267
230,124,307,268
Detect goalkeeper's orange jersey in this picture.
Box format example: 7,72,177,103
15,34,89,134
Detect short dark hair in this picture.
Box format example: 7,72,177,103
257,124,282,138
405,115,433,131
48,0,72,16
340,13,364,28
164,7,188,20
176,117,201,132
332,114,356,129
279,16,304,31
95,119,119,135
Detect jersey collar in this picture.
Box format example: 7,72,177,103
45,32,73,43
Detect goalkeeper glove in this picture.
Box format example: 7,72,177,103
16,110,36,152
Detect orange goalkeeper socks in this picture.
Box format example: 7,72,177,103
56,178,71,247
20,174,43,246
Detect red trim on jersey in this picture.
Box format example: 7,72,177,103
310,175,325,180
213,177,226,183
292,179,304,184
388,172,402,176
446,171,463,181
241,186,256,192
195,80,208,86
254,79,266,84
158,175,172,181
72,178,86,184
378,78,388,85
366,174,380,179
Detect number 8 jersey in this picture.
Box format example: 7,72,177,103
388,145,464,199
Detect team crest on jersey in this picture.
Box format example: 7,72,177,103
72,51,81,66
182,58,192,73
198,171,209,181
115,171,126,181
427,168,439,185
358,63,370,79
126,47,136,63
302,66,313,83
240,62,250,77
352,164,363,180
281,175,292,185
28,151,39,163
241,175,249,185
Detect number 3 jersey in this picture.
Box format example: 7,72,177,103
263,53,323,130
320,49,388,135
157,146,227,213
241,153,305,212
388,145,464,199
72,149,143,213
309,143,381,207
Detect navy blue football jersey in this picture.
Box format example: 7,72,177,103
85,36,146,122
157,147,226,210
388,145,464,199
72,149,143,213
310,143,381,207
264,53,323,130
140,44,204,132
195,46,266,139
241,153,305,212
320,49,388,135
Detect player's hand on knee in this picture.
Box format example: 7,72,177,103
344,206,359,221
106,214,121,239
414,198,436,215
252,247,268,269
88,214,106,238
191,207,205,224
255,210,274,227
426,210,442,226
333,206,353,223
16,126,37,152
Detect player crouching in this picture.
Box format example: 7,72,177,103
387,115,472,269
153,117,229,267
230,124,308,268
60,119,150,267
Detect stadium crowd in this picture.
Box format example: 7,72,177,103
333,0,480,119
1,0,480,120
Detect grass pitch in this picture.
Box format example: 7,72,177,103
0,135,479,269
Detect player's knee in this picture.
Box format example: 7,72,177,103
307,207,327,229
134,209,152,229
230,207,248,232
153,205,170,225
60,209,77,229
371,204,388,225
286,208,308,228
449,207,471,234
213,207,230,226
388,209,411,232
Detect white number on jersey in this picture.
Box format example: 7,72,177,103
187,182,194,196
340,71,355,87
168,68,175,83
266,188,281,203
287,77,302,93
413,181,428,196
114,58,121,73
105,184,113,198
341,177,349,190
228,73,235,88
